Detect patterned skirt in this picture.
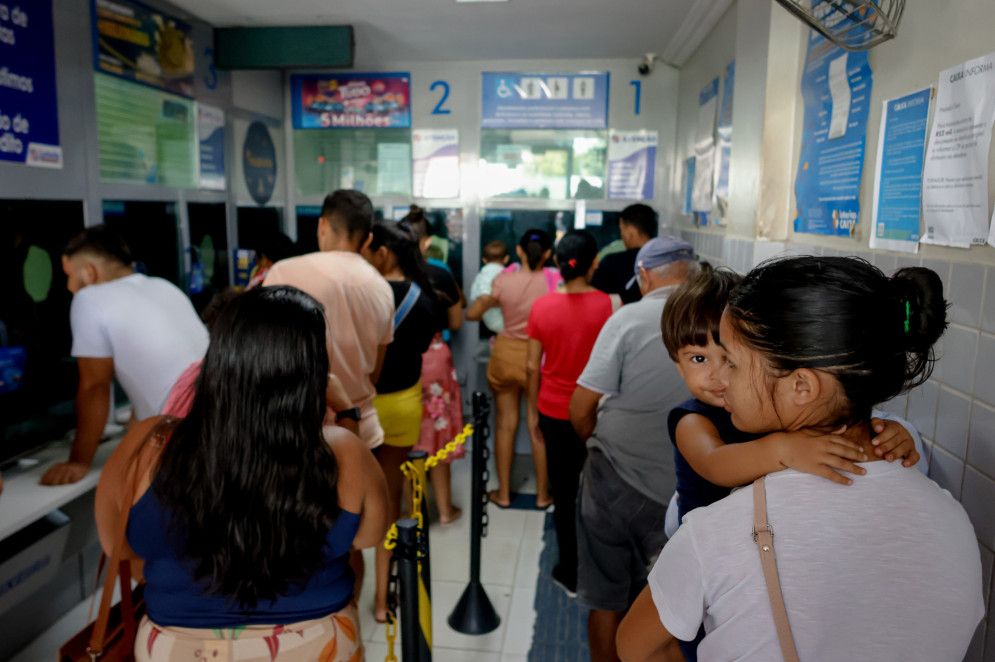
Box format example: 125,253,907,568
415,333,465,462
135,602,363,661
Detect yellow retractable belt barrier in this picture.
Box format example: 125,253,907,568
382,424,474,661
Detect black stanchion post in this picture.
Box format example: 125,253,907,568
407,449,433,662
396,519,421,662
447,392,501,635
407,449,432,595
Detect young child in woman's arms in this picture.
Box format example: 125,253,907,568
661,266,922,525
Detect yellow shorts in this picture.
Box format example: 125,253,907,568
373,381,423,448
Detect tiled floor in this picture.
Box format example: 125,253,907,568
10,453,547,662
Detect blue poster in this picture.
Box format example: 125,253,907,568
869,87,933,253
607,131,657,200
234,249,257,288
291,73,411,129
0,0,61,167
794,31,873,236
683,156,695,215
715,60,735,207
481,72,609,129
197,103,225,190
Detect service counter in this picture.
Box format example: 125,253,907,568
0,437,122,659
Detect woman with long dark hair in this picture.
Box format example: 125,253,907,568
362,218,452,622
525,229,619,596
619,257,983,661
467,228,560,509
95,286,388,661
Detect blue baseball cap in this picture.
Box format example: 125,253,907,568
626,236,696,289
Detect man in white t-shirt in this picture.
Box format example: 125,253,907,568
41,227,208,485
263,190,394,450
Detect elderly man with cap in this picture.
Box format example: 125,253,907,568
568,236,698,662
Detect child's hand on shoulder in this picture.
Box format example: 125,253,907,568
770,428,868,486
870,417,920,467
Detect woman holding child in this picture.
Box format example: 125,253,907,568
619,257,983,661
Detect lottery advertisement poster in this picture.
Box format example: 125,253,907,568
291,73,411,129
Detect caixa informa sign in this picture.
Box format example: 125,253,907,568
0,0,62,168
291,73,411,129
481,72,609,129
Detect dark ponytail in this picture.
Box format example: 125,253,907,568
518,228,552,270
727,256,948,423
402,205,431,242
555,230,598,281
368,220,436,300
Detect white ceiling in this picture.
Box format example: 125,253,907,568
166,0,734,67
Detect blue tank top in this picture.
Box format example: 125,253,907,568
127,486,361,627
667,398,761,523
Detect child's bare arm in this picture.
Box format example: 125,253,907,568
676,415,868,488
870,417,920,467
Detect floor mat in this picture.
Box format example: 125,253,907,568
505,491,551,511
528,513,590,662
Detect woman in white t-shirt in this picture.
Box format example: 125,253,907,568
619,257,984,662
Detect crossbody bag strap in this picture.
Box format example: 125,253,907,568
88,417,175,657
393,282,422,330
752,476,801,662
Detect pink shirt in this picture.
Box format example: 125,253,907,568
161,360,201,418
492,268,558,340
264,251,394,448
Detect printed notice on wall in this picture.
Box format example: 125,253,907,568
0,0,62,168
870,87,933,254
412,129,459,199
920,52,995,248
607,130,657,200
794,31,873,236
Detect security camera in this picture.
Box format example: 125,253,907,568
638,53,657,76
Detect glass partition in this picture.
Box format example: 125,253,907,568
294,128,412,197
95,74,197,188
479,130,607,200
102,200,182,286
188,203,230,310
0,200,85,463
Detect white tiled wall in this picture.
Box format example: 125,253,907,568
680,229,995,660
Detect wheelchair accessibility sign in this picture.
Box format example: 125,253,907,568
482,72,609,129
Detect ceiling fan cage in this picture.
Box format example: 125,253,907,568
774,0,905,51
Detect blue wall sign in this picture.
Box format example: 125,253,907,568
794,32,873,236
481,72,609,129
0,0,62,168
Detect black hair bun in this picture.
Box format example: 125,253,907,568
891,267,948,387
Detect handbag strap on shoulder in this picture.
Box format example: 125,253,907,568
752,476,801,662
88,417,176,656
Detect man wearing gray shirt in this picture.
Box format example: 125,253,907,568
568,236,697,662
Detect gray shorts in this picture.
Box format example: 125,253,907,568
576,448,670,612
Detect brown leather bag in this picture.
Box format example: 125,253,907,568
59,419,175,661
